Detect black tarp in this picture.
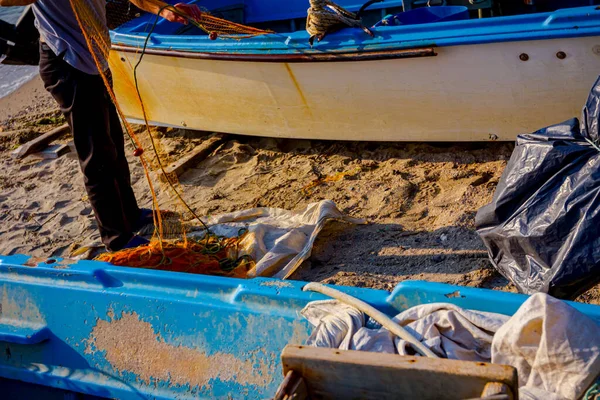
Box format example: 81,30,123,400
475,77,600,300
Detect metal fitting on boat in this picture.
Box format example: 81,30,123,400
556,51,566,60
519,53,529,61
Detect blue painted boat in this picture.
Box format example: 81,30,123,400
108,1,600,141
0,254,599,398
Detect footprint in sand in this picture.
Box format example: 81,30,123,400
58,213,74,226
53,200,70,209
36,169,52,178
26,201,41,210
79,207,93,216
418,181,441,200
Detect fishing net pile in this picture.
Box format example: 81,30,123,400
70,0,273,276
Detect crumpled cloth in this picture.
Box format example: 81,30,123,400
301,293,600,400
492,293,600,400
302,300,508,362
198,200,362,278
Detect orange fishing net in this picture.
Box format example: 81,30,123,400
69,0,270,275
178,7,274,39
97,235,253,278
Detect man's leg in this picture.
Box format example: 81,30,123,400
106,89,141,228
38,43,138,251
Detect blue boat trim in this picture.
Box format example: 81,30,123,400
0,322,50,345
1,254,599,398
110,6,600,57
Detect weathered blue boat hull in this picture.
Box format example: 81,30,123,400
0,254,599,398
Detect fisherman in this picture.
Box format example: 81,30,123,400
0,0,201,251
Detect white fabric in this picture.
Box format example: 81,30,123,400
198,200,363,278
301,300,365,350
301,300,508,362
492,293,600,400
302,294,600,400
394,303,508,361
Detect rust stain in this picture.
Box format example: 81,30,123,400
284,63,312,116
86,312,272,389
109,51,145,118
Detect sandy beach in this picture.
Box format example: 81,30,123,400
2,76,599,304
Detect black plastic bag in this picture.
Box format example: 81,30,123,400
475,77,600,300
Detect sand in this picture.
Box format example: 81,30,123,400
0,76,54,122
2,78,600,304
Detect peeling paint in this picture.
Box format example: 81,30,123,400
444,290,466,299
289,320,310,346
0,287,44,324
23,257,45,267
86,312,272,390
259,281,293,288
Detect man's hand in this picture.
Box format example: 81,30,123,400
160,3,203,24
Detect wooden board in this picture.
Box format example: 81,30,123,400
280,345,518,400
158,133,227,182
11,124,70,159
29,144,71,160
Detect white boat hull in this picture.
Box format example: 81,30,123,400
111,36,600,141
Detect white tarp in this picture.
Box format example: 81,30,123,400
201,200,363,278
301,293,600,399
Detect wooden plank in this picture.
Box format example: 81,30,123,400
274,370,308,400
281,345,518,400
29,144,71,160
11,123,70,160
478,382,512,400
158,133,227,182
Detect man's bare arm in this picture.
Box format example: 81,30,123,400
128,0,202,24
129,0,163,15
0,0,36,6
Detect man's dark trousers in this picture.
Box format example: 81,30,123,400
38,42,140,251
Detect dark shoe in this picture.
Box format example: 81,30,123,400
121,235,150,250
133,208,155,232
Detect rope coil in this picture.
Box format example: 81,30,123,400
306,0,381,45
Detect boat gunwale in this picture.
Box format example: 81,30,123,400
109,5,600,58
110,44,438,62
